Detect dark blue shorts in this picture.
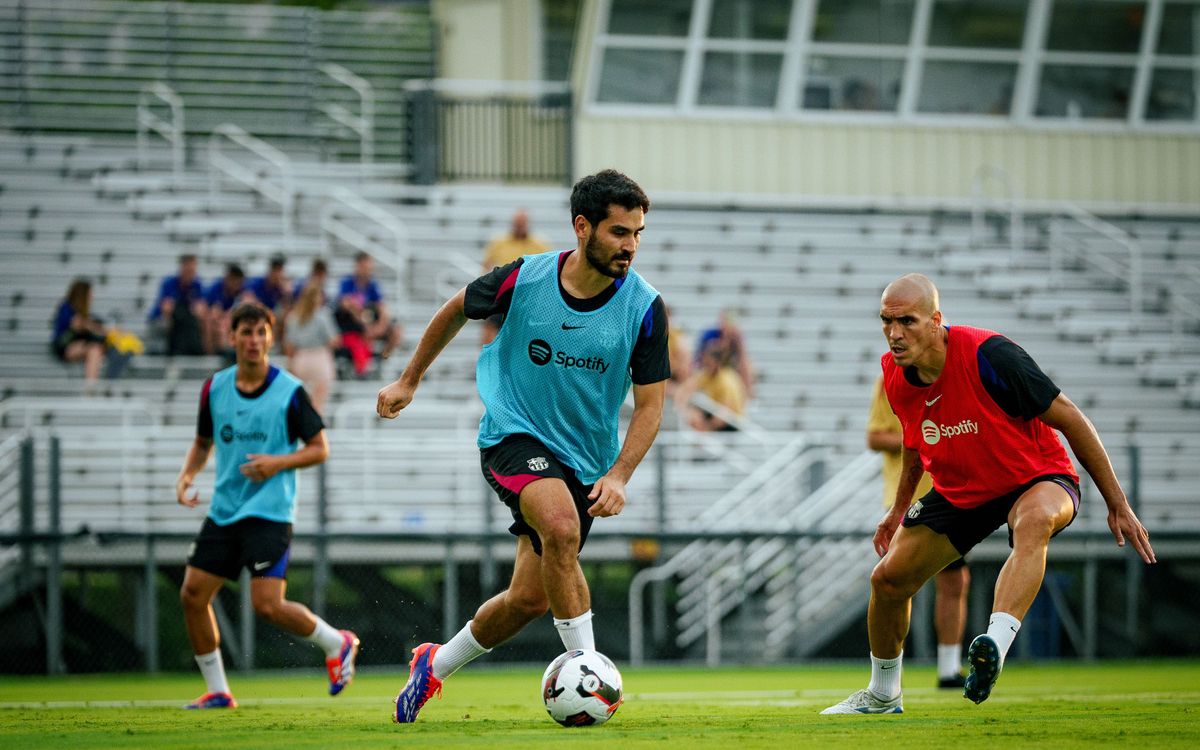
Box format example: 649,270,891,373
480,433,595,556
902,474,1080,556
187,516,292,580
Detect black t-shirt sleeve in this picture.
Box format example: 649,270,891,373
977,335,1061,419
464,259,524,320
197,377,214,440
287,386,325,443
630,295,671,385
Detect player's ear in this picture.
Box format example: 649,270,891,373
572,214,592,242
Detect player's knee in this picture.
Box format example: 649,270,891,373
538,519,581,557
252,597,282,622
1011,510,1057,545
937,568,968,598
179,584,207,612
871,562,919,601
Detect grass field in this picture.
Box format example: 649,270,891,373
1,661,1196,749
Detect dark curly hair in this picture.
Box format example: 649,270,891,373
569,169,650,228
230,301,275,332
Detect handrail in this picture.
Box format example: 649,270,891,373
208,123,295,241
970,164,1024,260
319,63,375,166
1052,205,1143,326
1171,263,1200,340
136,82,184,184
319,185,410,314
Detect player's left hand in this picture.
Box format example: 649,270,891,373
587,475,627,517
240,454,281,482
1108,503,1156,564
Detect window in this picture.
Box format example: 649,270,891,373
587,0,1196,131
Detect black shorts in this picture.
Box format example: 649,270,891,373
902,474,1080,556
480,433,595,556
187,516,293,580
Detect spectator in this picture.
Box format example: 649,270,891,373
480,210,549,344
247,254,293,315
695,308,755,397
52,278,108,385
674,345,748,432
666,305,692,397
294,258,330,305
150,254,207,356
204,263,246,357
337,252,402,361
334,290,373,378
285,284,340,415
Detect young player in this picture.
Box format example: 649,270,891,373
176,302,359,709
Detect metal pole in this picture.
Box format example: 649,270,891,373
47,435,63,675
239,570,254,671
1125,444,1141,648
443,542,459,640
19,436,34,590
652,443,668,651
481,480,497,594
144,536,159,672
1083,558,1098,660
313,463,330,618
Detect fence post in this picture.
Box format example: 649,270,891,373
442,541,459,642
408,88,439,185
47,435,63,675
313,462,330,618
1125,444,1141,649
144,536,159,672
19,436,34,591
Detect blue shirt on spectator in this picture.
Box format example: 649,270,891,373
52,301,77,343
338,275,383,306
149,276,204,321
205,280,244,312
248,276,289,311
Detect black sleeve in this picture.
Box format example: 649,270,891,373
630,295,671,385
464,259,524,320
197,377,214,439
287,386,325,443
977,336,1061,420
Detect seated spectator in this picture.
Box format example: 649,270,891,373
294,257,329,305
284,284,339,415
149,254,207,356
666,305,692,397
337,251,402,360
675,346,749,432
481,209,549,344
204,263,246,357
334,291,373,378
247,254,293,314
52,278,108,386
695,308,755,398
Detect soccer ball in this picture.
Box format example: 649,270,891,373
541,649,624,727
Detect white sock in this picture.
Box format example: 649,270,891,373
553,610,595,651
937,643,963,678
432,621,491,680
305,617,346,658
985,611,1021,664
867,652,902,700
195,649,230,695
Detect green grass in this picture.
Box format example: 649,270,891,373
1,661,1197,749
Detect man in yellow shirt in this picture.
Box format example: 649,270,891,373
867,375,970,688
480,210,549,345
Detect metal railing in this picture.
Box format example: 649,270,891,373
319,63,375,166
405,79,573,185
136,82,184,184
1050,205,1145,326
208,123,296,242
970,164,1025,260
319,185,410,314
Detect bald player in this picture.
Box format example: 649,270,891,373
823,274,1155,715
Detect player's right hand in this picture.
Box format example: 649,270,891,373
376,380,414,419
176,478,200,507
873,508,904,558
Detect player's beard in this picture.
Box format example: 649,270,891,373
583,231,631,279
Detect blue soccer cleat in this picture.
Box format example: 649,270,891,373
183,691,237,710
964,635,1002,704
326,630,360,696
393,642,442,723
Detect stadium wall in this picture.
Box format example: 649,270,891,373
572,117,1200,210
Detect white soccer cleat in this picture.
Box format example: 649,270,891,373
820,688,904,715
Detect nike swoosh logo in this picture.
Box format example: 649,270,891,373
561,323,585,330
925,395,942,406
880,665,895,670
254,561,272,571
